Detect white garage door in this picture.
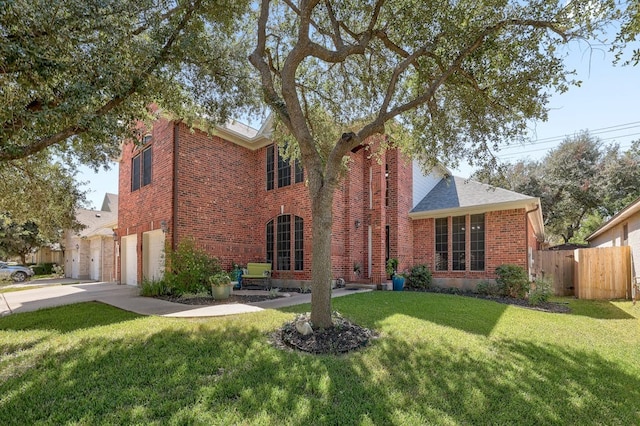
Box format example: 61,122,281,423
90,248,101,281
71,249,80,279
143,230,165,282
121,235,138,286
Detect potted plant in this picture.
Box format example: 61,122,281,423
392,270,406,291
386,258,399,278
209,272,232,300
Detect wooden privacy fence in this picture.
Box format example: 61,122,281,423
531,250,575,296
532,246,631,300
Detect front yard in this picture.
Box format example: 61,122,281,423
0,292,638,424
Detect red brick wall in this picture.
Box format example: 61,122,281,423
386,149,414,274
485,209,529,273
118,118,175,282
174,122,263,270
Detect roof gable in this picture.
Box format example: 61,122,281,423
586,196,640,241
411,176,535,213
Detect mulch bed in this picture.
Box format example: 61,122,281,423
156,294,277,306
271,312,378,355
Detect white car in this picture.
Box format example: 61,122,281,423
0,262,35,282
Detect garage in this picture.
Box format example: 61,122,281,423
121,234,138,286
90,247,101,281
143,229,165,282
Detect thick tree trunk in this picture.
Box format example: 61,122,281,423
309,184,336,329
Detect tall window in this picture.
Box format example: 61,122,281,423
470,214,485,271
385,225,390,263
435,214,485,272
277,152,291,188
435,218,448,271
266,145,303,190
266,146,275,191
385,164,389,207
452,216,466,271
295,216,304,271
266,215,304,271
266,220,274,266
295,159,304,183
131,146,152,191
277,215,291,270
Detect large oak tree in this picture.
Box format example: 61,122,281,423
249,0,617,328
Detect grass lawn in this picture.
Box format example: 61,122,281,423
0,292,639,425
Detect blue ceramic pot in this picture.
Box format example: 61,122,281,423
392,275,405,291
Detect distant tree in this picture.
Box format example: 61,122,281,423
249,0,616,327
0,152,86,241
0,215,45,264
475,133,640,244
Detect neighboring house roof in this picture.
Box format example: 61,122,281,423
409,176,544,235
101,193,118,212
586,196,640,241
73,194,118,239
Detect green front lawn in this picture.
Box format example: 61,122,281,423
0,293,638,424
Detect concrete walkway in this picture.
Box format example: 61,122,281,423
0,280,370,318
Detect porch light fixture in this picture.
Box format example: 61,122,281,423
160,220,168,233
113,231,118,241
75,244,79,249
355,220,361,229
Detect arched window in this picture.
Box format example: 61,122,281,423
266,215,304,271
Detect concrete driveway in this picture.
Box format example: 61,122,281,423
0,280,369,318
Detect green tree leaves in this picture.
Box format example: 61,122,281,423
1,0,255,164
475,132,640,244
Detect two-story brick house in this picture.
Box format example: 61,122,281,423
117,116,544,290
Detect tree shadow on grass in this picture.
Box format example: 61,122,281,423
1,307,637,425
0,302,142,333
562,298,637,320
293,291,510,337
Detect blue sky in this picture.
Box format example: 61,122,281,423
78,40,639,210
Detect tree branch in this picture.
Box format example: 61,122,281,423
0,1,201,161
374,18,569,127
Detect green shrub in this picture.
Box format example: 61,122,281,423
140,279,169,297
475,280,504,297
165,238,222,295
406,264,433,290
31,265,46,275
529,277,552,306
386,258,398,276
495,264,530,299
31,262,56,276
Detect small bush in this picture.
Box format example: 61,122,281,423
164,238,222,295
529,277,552,306
495,264,530,299
31,265,46,275
31,262,56,276
406,264,433,290
140,279,169,297
475,280,504,297
52,264,64,277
